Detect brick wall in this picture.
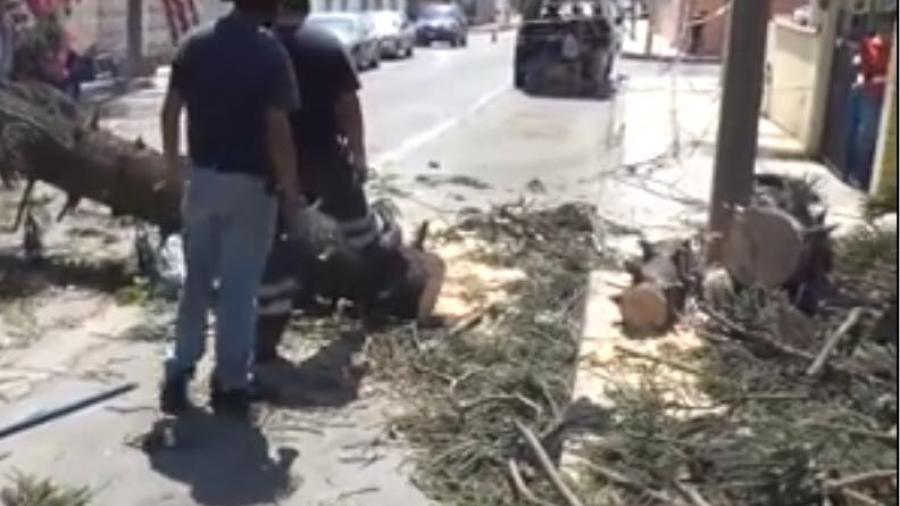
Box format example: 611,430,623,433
653,0,808,57
64,0,175,61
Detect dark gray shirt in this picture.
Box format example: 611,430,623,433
171,12,300,179
276,23,359,162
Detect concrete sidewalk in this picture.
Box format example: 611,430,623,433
603,61,864,242
563,58,869,477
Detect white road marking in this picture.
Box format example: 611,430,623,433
373,83,510,166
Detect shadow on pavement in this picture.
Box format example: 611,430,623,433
144,410,300,506
258,330,369,409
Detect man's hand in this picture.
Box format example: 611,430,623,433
283,197,318,243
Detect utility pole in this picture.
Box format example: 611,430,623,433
707,0,771,257
0,0,11,81
125,0,143,80
630,0,637,39
644,1,654,55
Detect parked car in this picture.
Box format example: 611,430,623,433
514,0,622,97
307,13,381,70
371,10,416,58
415,3,468,47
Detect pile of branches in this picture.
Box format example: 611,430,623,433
367,201,613,506
575,224,898,506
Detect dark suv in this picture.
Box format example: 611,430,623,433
415,3,468,47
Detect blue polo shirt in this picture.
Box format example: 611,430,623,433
170,12,300,179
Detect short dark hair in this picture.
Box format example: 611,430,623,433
282,0,311,16
233,0,279,13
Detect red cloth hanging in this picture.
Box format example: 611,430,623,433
186,0,199,26
170,0,190,35
159,0,201,45
159,0,180,44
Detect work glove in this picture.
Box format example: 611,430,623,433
283,197,320,244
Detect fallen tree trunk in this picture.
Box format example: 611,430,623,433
0,80,183,231
0,80,441,320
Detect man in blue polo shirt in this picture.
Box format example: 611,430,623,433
159,0,303,414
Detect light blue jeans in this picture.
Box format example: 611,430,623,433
165,167,277,390
846,87,882,188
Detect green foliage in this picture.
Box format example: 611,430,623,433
864,185,899,219
836,224,898,275
1,473,91,506
367,203,610,506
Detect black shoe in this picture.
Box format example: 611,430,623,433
254,347,284,365
254,352,294,369
210,378,274,415
160,375,191,415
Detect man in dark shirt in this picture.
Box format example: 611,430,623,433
159,0,303,414
255,0,393,362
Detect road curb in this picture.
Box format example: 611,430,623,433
621,51,720,65
560,268,714,488
470,23,519,34
559,270,625,478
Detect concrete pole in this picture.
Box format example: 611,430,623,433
0,0,11,81
630,0,637,39
707,0,771,256
644,1,654,55
125,0,143,80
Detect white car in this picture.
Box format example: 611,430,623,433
307,13,382,70
371,10,416,59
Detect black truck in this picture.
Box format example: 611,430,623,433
514,0,623,97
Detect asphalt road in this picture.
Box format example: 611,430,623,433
98,31,517,163
361,32,517,162
358,32,624,225
100,30,622,225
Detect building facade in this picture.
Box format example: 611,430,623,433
764,0,897,195
651,0,807,57
62,0,229,73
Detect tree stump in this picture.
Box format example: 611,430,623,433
721,206,804,288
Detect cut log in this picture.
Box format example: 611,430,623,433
615,239,696,335
618,282,669,335
721,175,835,315
722,206,804,288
